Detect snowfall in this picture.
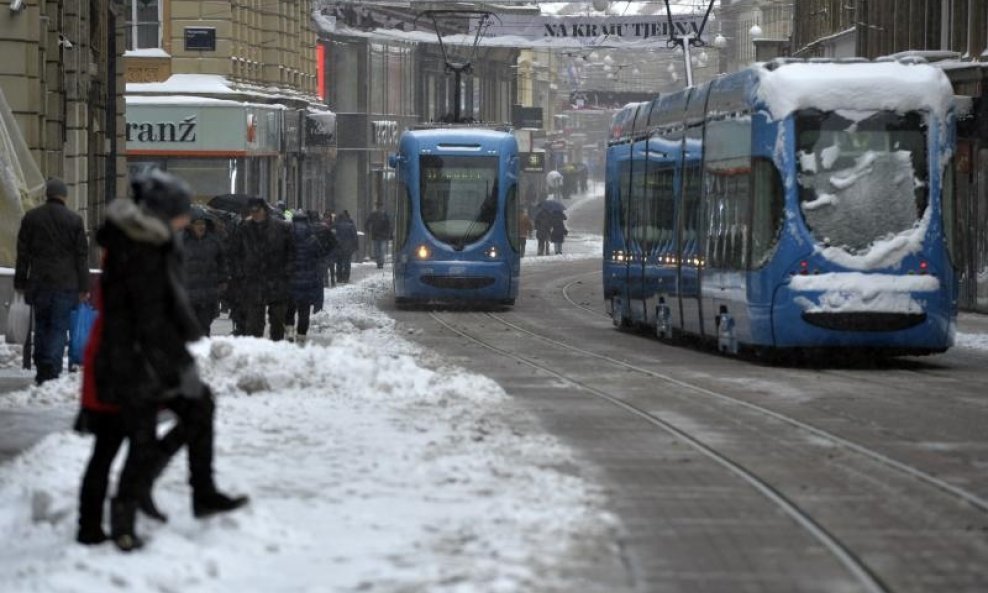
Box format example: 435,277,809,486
3,234,988,593
0,258,623,593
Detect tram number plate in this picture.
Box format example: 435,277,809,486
448,266,466,275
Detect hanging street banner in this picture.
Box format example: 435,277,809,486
483,14,710,48
312,3,710,49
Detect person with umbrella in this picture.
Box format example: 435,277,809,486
182,208,227,336
534,199,565,256
227,197,294,341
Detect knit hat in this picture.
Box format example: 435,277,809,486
131,170,192,220
46,177,68,200
246,197,267,210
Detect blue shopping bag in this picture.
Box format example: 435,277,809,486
69,302,97,366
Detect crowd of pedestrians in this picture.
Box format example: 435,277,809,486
11,170,397,553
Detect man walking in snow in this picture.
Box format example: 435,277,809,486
14,177,90,384
364,202,392,269
228,197,295,341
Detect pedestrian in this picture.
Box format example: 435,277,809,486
518,208,532,257
224,215,248,336
91,171,247,551
321,212,337,288
14,177,90,385
333,211,358,283
75,283,186,545
228,197,294,341
364,201,392,269
182,210,227,336
550,210,568,255
534,205,552,256
285,210,335,345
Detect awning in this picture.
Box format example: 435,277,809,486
0,87,45,266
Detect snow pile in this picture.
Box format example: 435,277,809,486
956,332,988,352
0,339,22,369
0,275,620,593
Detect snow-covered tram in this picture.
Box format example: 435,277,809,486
388,125,521,306
604,58,958,356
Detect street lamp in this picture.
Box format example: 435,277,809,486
713,34,727,49
591,0,610,12
749,24,764,39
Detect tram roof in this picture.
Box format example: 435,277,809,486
607,57,955,145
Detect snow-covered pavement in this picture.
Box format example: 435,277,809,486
0,272,621,593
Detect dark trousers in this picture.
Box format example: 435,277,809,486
335,251,353,283
115,393,217,505
192,301,218,337
246,301,287,341
285,302,314,336
30,289,76,383
78,411,185,533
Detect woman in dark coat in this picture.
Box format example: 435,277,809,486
91,171,246,551
286,211,334,345
549,211,568,255
182,211,227,336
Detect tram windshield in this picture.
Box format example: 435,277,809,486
420,155,499,248
795,109,928,255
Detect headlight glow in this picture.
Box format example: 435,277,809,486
416,245,430,259
486,246,499,259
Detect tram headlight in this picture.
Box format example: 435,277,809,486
486,246,499,259
416,244,431,260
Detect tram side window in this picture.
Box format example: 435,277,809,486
619,161,632,235
942,156,958,268
629,165,649,244
750,157,784,268
395,180,411,249
506,184,521,252
646,168,675,250
681,159,703,261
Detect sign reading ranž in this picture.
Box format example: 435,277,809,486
483,14,708,47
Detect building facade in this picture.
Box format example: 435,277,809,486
0,0,127,266
123,0,334,213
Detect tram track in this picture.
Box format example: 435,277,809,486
418,266,988,592
429,310,890,593
554,276,988,515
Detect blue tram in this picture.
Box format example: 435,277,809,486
604,58,958,355
389,126,521,306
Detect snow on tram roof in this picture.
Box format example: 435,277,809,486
755,60,955,122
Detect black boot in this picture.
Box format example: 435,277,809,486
138,490,168,523
76,524,108,545
193,490,250,518
110,498,144,552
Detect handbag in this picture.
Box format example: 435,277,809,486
68,302,97,365
5,291,32,344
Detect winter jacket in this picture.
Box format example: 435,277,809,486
365,210,392,240
534,209,552,241
549,212,568,243
333,218,359,253
290,218,333,305
93,198,202,406
182,229,228,306
228,216,295,305
14,199,90,297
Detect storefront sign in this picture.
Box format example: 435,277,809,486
126,101,283,156
520,152,545,173
126,115,198,143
